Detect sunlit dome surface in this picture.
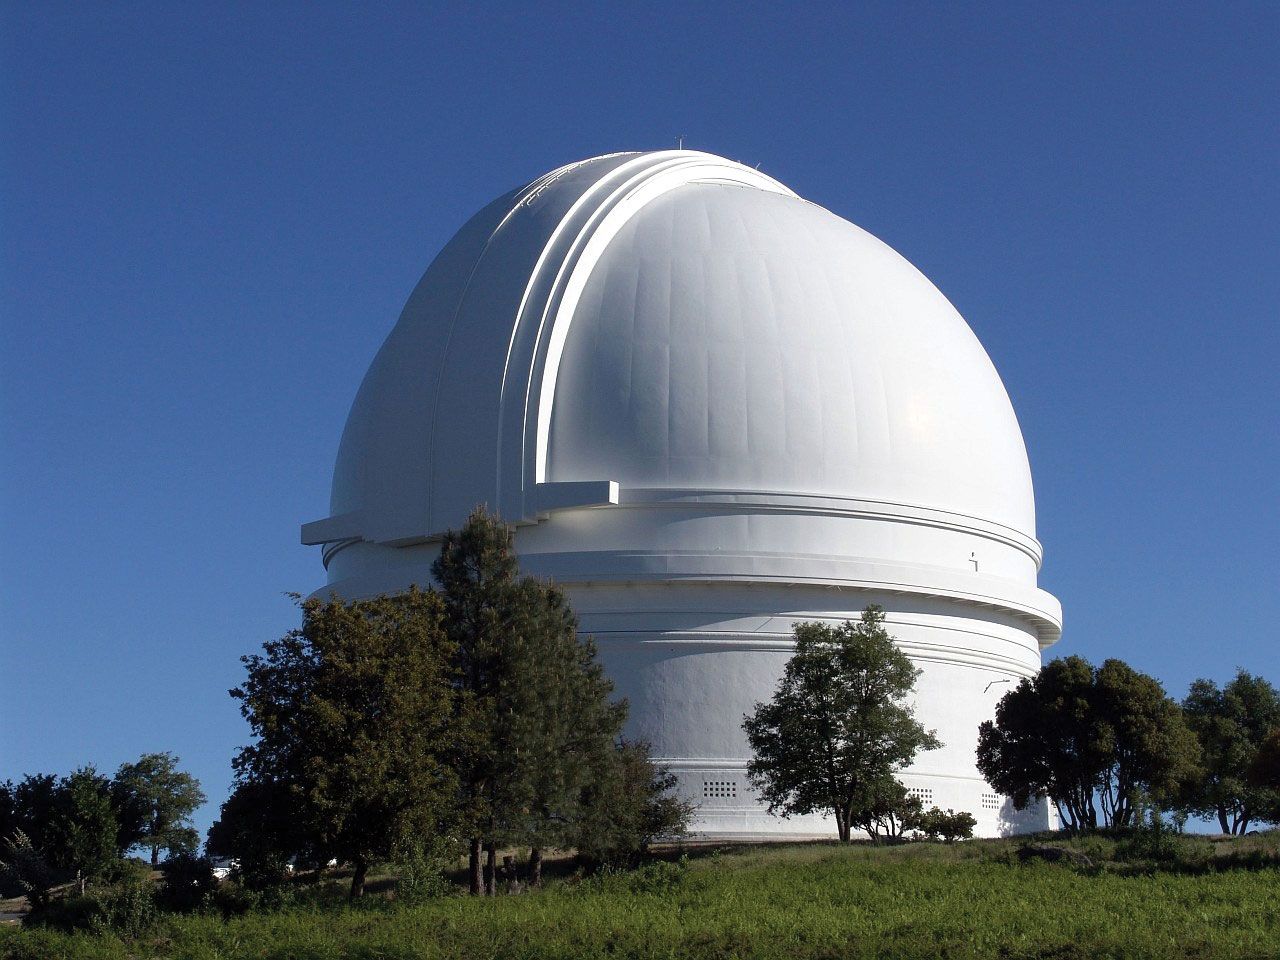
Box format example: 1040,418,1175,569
546,182,1033,533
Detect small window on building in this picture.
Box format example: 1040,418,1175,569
703,780,737,799
907,787,934,805
982,792,1002,811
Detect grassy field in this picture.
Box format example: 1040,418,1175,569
2,836,1278,960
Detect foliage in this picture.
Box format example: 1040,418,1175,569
3,838,1279,959
853,778,922,840
111,753,206,866
910,807,978,842
25,880,158,939
571,740,693,869
432,507,643,892
156,853,218,913
432,505,520,887
1247,727,1280,823
743,606,940,841
204,779,298,890
977,656,1200,830
1,760,202,897
393,836,459,903
229,587,460,899
0,831,57,908
1181,671,1280,833
0,777,58,860
44,769,121,890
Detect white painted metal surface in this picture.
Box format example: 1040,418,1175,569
306,151,1062,837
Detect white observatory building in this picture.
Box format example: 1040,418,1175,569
303,150,1062,837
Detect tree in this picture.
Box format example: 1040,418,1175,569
0,830,57,908
743,606,941,842
571,740,693,870
5,775,59,855
0,783,15,844
205,779,302,890
432,507,520,894
1246,726,1280,826
230,588,459,899
45,767,120,893
112,753,206,865
1093,659,1201,827
432,507,638,893
1181,672,1280,833
911,807,977,842
977,656,1200,830
856,778,923,840
977,656,1102,829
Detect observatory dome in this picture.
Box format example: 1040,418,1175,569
305,151,1061,837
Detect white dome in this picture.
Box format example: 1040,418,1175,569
320,150,1037,546
546,182,1033,533
306,151,1062,839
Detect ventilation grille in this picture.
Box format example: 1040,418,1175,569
703,780,737,799
982,792,1003,811
907,787,934,805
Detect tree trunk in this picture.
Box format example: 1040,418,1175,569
77,870,85,896
151,844,160,868
529,847,543,887
1218,809,1230,835
349,858,368,900
468,837,483,896
835,810,851,843
484,842,497,895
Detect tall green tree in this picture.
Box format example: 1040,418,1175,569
978,656,1200,830
1181,671,1280,833
231,588,459,899
1093,659,1201,827
4,775,59,855
976,656,1102,829
433,507,646,893
112,753,206,865
432,507,520,895
743,606,940,842
206,779,306,889
45,767,120,894
501,579,629,883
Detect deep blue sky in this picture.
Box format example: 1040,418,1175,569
2,2,1277,837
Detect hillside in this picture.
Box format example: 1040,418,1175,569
3,834,1278,960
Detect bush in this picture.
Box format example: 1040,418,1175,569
0,832,57,908
579,855,691,897
623,856,689,894
26,881,157,937
157,853,218,912
394,837,458,903
911,807,977,842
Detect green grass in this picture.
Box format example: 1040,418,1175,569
3,838,1278,959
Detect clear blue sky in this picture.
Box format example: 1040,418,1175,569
2,2,1277,838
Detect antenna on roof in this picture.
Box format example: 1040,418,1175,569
676,135,685,150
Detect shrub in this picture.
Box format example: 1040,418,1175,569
625,856,689,895
0,832,57,908
394,837,458,903
157,852,218,912
912,807,977,842
26,880,157,937
581,855,691,896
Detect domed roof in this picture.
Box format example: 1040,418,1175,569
309,151,1037,550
